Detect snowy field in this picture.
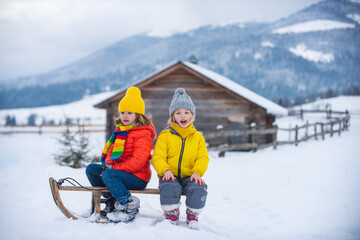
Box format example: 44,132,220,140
0,97,360,240
0,91,116,125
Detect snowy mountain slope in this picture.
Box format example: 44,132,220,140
0,96,359,240
272,19,355,34
267,0,360,30
288,44,334,63
291,95,360,114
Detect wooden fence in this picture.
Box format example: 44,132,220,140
204,110,351,157
0,124,106,134
289,109,349,120
204,128,278,155
277,114,350,147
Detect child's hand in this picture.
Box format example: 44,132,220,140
105,158,114,166
190,173,205,185
162,170,176,181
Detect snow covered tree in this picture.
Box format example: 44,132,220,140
27,114,38,125
5,115,16,125
54,123,98,168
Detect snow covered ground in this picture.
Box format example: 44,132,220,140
0,91,116,125
0,97,359,240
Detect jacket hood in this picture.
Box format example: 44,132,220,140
133,123,157,140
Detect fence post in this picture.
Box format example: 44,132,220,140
327,109,332,119
321,123,325,140
252,128,257,152
314,123,317,140
330,121,334,137
295,125,298,146
289,123,292,143
345,110,349,130
338,120,341,136
300,109,303,120
217,126,225,157
305,120,309,140
344,115,347,131
273,126,278,150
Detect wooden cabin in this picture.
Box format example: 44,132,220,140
95,61,287,146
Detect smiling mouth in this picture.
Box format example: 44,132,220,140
180,120,187,125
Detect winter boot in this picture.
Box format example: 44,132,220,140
186,208,200,229
164,208,179,224
126,196,140,211
114,196,140,221
100,196,116,218
114,196,140,211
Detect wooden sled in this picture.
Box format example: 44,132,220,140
49,177,162,223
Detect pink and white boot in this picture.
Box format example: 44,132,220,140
164,208,179,224
186,208,200,230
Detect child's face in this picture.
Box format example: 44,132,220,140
119,111,136,126
174,108,192,128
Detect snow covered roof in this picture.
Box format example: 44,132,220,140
182,61,288,116
96,60,288,116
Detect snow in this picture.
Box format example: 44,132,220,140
272,20,355,34
182,61,288,116
289,44,334,63
0,96,359,240
0,91,116,125
347,13,360,25
262,41,275,48
254,52,263,61
211,21,245,28
290,96,360,114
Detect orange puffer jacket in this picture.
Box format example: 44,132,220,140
105,123,156,182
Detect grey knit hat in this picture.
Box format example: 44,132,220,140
169,88,196,117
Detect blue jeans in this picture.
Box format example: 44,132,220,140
85,163,147,204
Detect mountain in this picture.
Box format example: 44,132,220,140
1,0,359,109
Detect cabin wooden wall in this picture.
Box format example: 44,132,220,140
104,66,275,145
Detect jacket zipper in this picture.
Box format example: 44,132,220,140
177,137,186,180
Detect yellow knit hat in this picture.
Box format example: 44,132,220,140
118,86,145,114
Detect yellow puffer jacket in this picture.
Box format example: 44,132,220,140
152,123,209,179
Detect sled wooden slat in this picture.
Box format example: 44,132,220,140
58,185,161,195
49,177,79,220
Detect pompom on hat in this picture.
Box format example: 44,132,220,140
169,88,195,117
118,86,145,114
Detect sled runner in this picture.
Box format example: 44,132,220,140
49,177,162,223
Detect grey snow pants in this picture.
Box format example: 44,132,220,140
159,177,208,210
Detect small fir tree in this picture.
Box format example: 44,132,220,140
54,123,98,168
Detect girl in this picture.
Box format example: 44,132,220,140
86,86,156,221
152,88,209,228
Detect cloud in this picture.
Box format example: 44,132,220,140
0,0,321,80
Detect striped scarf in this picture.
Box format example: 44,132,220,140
101,124,134,167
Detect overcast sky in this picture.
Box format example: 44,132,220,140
0,0,322,80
